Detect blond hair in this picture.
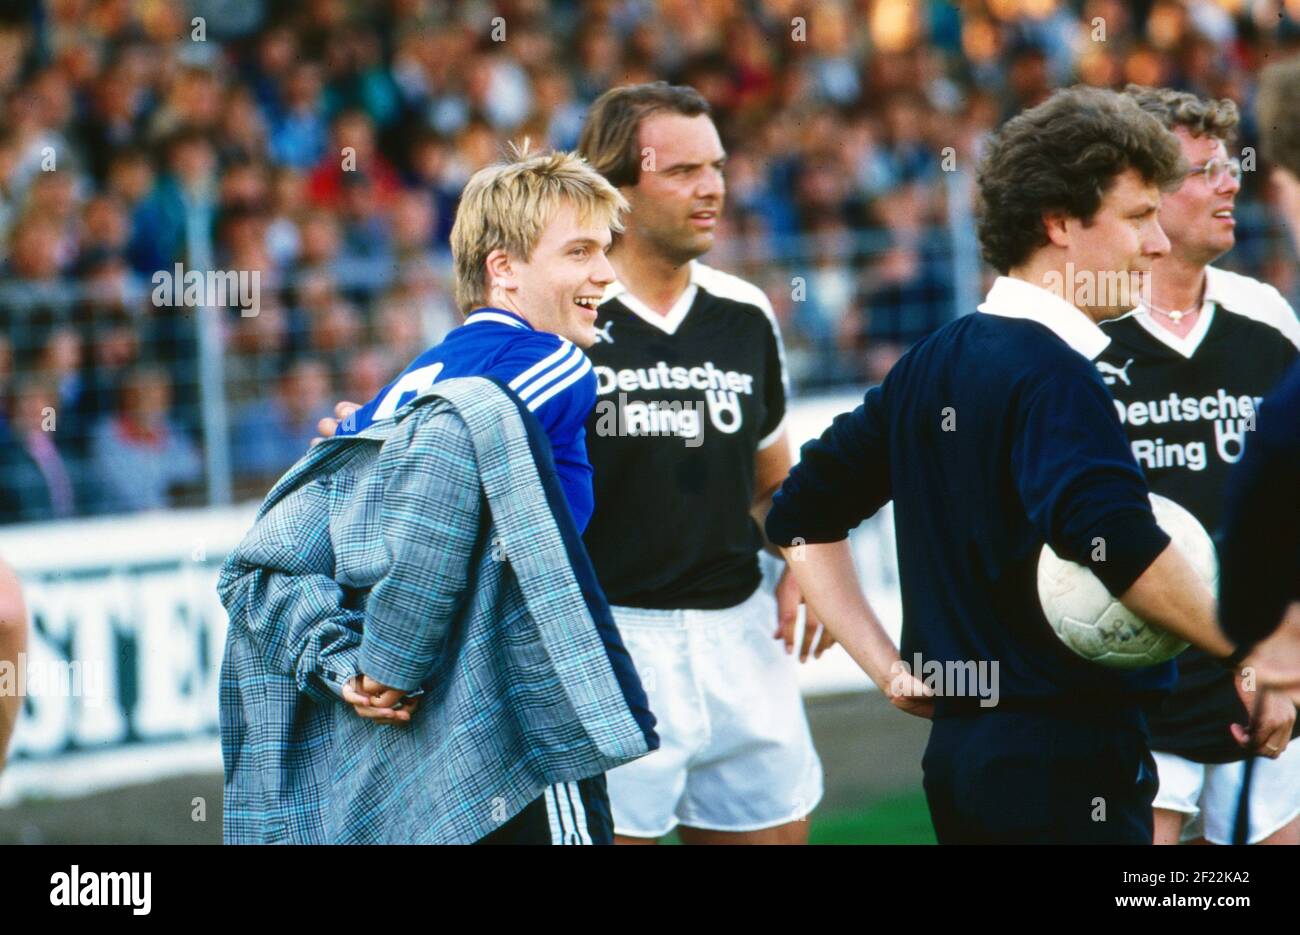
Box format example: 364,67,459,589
450,142,629,315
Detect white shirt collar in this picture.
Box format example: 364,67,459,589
977,275,1112,360
464,307,532,330
601,260,702,336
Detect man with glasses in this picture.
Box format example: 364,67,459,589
1094,86,1300,846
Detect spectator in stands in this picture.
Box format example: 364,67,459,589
126,128,218,276
0,374,77,524
267,61,329,170
88,364,202,513
35,324,93,457
230,355,333,492
307,109,400,210
225,294,293,406
0,0,1297,529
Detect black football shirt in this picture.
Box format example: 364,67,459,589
582,260,788,610
1097,265,1300,762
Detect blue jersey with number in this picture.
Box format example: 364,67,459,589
335,307,597,531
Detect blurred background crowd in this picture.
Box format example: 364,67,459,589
1,0,1299,522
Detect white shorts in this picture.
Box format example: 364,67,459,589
605,586,824,838
1152,742,1300,844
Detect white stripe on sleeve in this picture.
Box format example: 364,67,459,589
508,341,573,391
526,355,592,412
516,345,584,401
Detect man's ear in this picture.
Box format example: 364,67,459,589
485,248,516,293
1042,211,1071,249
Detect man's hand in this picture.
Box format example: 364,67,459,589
1240,601,1300,705
1230,682,1295,759
774,563,836,662
885,661,935,720
342,674,420,723
312,400,360,447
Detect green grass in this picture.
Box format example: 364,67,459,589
810,790,936,844
658,790,936,844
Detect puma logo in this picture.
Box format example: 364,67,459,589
1096,358,1134,387
593,321,614,344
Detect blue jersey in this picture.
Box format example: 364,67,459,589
335,308,598,531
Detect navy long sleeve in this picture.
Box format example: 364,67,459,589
768,313,1173,702
1218,360,1300,648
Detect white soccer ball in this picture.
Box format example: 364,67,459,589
1037,493,1218,669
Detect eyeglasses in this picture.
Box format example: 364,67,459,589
1185,157,1242,188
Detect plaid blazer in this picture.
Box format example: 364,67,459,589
218,376,657,844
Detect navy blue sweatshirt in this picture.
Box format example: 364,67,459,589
767,279,1175,709
1218,359,1300,648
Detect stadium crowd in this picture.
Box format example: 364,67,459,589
1,0,1298,521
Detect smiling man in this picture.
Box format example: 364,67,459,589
1094,86,1300,847
320,87,826,845
223,147,658,845
332,146,620,534
766,87,1261,844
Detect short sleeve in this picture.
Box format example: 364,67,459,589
754,292,790,449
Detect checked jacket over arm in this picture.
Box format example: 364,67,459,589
218,376,657,844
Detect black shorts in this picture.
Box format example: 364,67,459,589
922,705,1158,844
475,774,612,845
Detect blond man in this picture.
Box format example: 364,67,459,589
231,147,657,844
332,145,625,535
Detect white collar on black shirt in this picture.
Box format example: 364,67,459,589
977,275,1112,360
600,260,701,336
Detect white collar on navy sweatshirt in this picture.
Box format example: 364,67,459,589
977,275,1111,361
464,307,534,330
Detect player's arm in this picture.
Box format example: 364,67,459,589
1011,370,1234,658
218,540,369,709
356,406,482,696
0,557,27,772
1116,543,1230,655
750,303,794,558
749,428,792,558
765,387,913,688
751,431,838,661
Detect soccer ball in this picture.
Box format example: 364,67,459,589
1037,493,1218,669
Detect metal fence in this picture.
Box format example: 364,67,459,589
1,193,1296,525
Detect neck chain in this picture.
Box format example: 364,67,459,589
1146,296,1202,323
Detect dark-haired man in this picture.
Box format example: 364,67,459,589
570,83,828,845
766,86,1262,844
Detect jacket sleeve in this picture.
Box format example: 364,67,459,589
217,509,365,707
357,407,484,692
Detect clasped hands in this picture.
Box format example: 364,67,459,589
341,674,421,724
